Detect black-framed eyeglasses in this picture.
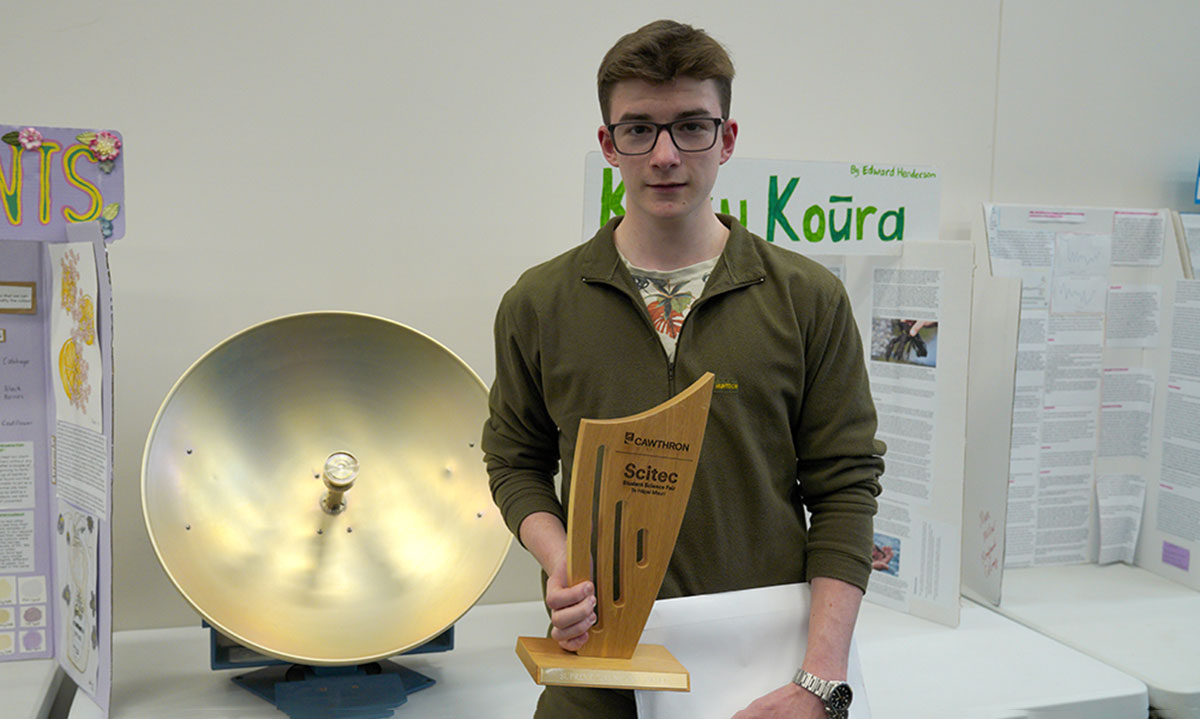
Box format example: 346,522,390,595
606,117,724,155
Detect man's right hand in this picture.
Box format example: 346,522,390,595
518,512,598,652
545,551,597,652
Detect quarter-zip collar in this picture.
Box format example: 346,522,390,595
580,213,767,297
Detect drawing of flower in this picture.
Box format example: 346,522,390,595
57,249,94,412
60,250,80,313
18,127,43,150
59,338,92,411
89,131,122,161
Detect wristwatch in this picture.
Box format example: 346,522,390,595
793,669,852,719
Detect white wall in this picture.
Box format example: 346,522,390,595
8,0,1199,631
992,1,1200,207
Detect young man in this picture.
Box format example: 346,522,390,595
483,20,884,719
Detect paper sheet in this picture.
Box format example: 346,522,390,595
47,241,108,517
1180,213,1200,275
56,499,99,693
0,442,35,509
1098,368,1154,459
1155,281,1200,548
1111,211,1165,266
1104,285,1161,348
1096,475,1146,565
48,243,103,433
634,583,870,719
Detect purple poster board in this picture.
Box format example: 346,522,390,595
0,241,52,661
0,124,119,716
0,125,125,242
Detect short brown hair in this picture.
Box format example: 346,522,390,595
597,20,734,123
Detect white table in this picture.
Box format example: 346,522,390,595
68,595,1146,718
992,564,1200,718
67,603,548,719
857,598,1146,718
0,658,64,719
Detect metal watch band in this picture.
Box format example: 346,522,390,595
793,669,850,718
792,668,829,698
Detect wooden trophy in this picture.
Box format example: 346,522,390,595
516,373,715,692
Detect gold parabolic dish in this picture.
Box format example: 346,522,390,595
142,312,511,666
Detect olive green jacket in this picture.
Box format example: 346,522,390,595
483,216,884,594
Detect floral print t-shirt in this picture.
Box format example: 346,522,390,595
620,253,719,363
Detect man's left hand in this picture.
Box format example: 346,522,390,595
730,681,827,718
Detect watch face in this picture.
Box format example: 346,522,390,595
827,682,853,710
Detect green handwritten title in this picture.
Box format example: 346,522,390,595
598,169,909,243
768,176,904,244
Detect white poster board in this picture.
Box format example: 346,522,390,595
984,203,1196,593
960,246,1021,606
846,241,973,627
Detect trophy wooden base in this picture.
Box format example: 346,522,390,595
515,636,690,692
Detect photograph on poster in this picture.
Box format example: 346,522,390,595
872,533,901,576
871,318,939,367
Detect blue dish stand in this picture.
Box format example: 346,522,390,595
206,622,454,718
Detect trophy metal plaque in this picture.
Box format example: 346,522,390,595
516,372,715,691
